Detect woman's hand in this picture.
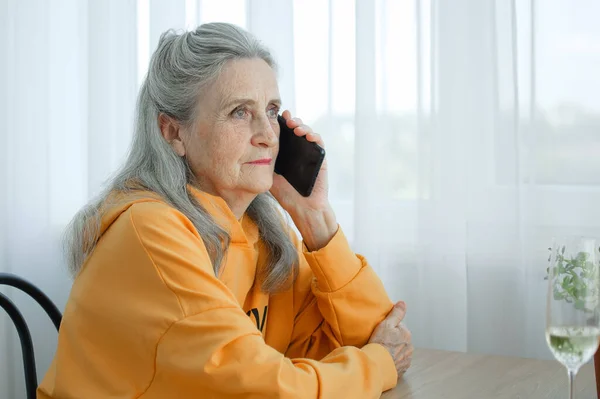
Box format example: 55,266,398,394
368,301,413,377
270,110,337,251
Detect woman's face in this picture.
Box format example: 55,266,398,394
183,58,281,199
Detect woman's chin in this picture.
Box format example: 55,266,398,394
245,178,274,195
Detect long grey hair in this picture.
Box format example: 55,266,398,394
64,22,299,293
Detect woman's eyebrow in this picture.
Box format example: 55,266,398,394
221,97,282,110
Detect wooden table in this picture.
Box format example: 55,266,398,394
382,348,597,398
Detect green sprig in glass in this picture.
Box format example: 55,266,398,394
545,238,600,399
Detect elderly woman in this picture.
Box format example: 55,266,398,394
38,23,412,398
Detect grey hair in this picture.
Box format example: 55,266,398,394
64,23,299,293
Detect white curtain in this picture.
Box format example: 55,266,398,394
2,0,600,397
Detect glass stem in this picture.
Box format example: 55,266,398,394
568,369,577,399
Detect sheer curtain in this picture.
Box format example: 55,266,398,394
2,0,599,397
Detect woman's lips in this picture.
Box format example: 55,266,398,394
247,158,272,165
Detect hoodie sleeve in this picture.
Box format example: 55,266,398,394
284,228,396,363
127,202,397,399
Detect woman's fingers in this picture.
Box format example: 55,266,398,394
303,131,324,146
284,115,304,129
279,110,325,148
281,109,292,121
396,345,413,373
368,300,413,377
385,303,407,328
398,322,412,341
395,301,407,312
293,125,321,144
292,124,310,136
393,344,413,374
394,323,413,374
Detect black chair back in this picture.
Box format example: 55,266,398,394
0,273,62,399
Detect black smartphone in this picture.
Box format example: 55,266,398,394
274,115,326,197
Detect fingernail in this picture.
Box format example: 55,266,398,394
395,301,406,310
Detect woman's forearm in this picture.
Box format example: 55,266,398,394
290,204,338,251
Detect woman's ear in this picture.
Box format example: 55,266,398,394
158,113,186,157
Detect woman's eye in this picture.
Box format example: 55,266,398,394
267,107,279,119
233,108,248,119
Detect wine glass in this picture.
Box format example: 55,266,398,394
546,237,600,399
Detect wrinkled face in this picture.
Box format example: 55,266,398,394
183,58,280,198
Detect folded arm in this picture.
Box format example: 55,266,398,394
285,227,395,361
130,203,396,398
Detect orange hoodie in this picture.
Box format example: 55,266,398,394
37,187,397,398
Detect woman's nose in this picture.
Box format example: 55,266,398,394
251,116,278,148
